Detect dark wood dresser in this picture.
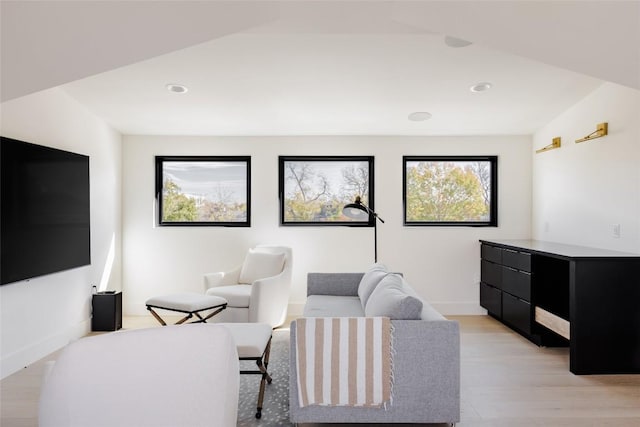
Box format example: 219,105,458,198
479,239,640,375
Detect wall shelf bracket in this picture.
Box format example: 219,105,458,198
575,122,608,143
536,137,561,154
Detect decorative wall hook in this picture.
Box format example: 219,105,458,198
536,137,561,154
575,122,608,143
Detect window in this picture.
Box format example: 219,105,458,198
155,156,250,226
279,156,375,226
403,156,497,226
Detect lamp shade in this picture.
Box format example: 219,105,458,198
342,196,369,220
342,204,369,220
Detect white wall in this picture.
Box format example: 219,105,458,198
532,82,640,253
122,135,531,317
0,88,122,379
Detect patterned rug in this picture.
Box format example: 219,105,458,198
237,329,292,426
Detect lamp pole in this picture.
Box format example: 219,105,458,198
342,196,384,263
374,217,378,262
369,209,384,263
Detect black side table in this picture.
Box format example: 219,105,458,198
92,292,122,331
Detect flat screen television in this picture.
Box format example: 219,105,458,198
1,136,90,285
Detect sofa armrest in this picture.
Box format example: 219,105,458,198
390,319,460,421
290,318,460,424
307,273,363,296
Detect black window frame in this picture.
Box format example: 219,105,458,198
279,155,375,226
403,155,498,227
155,155,251,227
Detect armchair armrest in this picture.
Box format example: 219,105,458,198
203,265,242,291
248,271,290,326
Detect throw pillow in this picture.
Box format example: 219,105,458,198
357,263,389,309
238,250,285,284
365,274,423,320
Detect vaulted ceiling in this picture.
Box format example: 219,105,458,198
2,1,638,135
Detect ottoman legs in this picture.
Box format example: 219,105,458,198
146,304,226,326
240,336,273,419
144,293,228,326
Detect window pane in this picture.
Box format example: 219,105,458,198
279,156,374,226
156,157,250,226
404,156,497,226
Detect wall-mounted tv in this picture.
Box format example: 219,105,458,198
1,137,90,285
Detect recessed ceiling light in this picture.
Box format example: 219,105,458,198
408,112,432,122
444,36,473,48
166,83,188,94
470,82,493,93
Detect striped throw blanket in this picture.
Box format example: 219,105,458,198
294,317,392,407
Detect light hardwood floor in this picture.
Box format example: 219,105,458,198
2,315,639,426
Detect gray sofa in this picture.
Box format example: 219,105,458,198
289,266,460,424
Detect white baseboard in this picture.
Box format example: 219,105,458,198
124,302,149,317
430,302,487,315
127,301,483,320
1,318,91,380
287,302,305,318
129,302,308,318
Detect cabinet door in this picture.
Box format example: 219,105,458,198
502,267,531,302
480,282,502,317
481,259,502,289
502,292,532,335
481,244,502,264
502,249,532,272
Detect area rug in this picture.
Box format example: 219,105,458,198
237,329,292,426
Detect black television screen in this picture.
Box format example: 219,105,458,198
1,137,90,285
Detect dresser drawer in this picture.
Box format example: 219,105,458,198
502,267,531,301
502,249,531,272
481,259,502,289
480,282,502,317
502,292,532,335
481,244,502,264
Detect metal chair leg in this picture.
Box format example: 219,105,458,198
254,337,272,418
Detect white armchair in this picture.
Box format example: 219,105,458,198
204,245,292,328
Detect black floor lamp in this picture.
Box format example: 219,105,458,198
342,196,385,262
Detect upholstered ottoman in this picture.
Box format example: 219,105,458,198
220,323,273,419
145,293,227,326
39,324,240,427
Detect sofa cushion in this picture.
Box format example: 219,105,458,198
308,273,362,296
239,249,285,284
357,263,388,309
394,278,446,321
365,274,423,320
303,295,365,317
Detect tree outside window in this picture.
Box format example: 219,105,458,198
403,156,497,226
279,156,375,226
155,156,251,226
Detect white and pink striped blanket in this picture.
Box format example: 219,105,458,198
294,317,393,407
